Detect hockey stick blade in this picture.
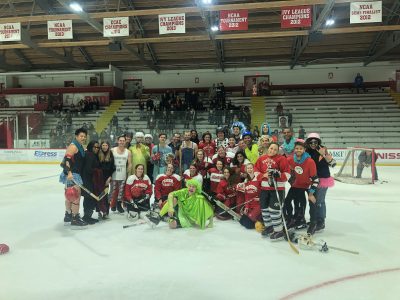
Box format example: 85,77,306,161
98,187,110,201
201,191,241,221
122,220,147,229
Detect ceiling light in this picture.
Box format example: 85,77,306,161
202,0,212,4
211,25,219,32
69,2,83,12
325,19,335,26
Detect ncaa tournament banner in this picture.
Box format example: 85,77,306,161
219,10,248,31
103,17,129,37
47,20,73,39
0,22,21,41
350,1,382,24
281,6,312,28
158,13,185,35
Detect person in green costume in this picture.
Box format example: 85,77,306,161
159,178,214,229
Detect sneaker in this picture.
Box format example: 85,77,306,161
261,226,273,237
315,222,325,232
71,214,88,228
64,211,72,225
307,222,317,235
116,201,125,214
270,230,285,241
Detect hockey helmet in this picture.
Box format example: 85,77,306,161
144,134,153,140
306,132,321,144
135,132,144,138
65,186,80,203
242,131,253,139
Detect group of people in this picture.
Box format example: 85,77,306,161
60,122,337,242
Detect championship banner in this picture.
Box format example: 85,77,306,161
219,10,248,31
0,23,21,41
47,20,73,40
350,1,382,24
158,13,185,35
103,17,129,37
281,6,312,28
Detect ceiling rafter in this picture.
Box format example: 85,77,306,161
290,0,335,69
35,0,96,67
55,0,160,73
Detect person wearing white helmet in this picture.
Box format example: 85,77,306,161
305,132,336,235
129,132,150,176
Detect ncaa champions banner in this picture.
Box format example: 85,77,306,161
47,20,73,39
281,6,312,28
158,13,185,35
219,10,248,31
0,23,21,41
350,1,382,24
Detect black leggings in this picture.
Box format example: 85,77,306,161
284,187,307,221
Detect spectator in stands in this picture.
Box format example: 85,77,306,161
100,129,108,141
111,114,118,129
139,99,145,112
298,125,306,139
286,109,293,126
354,73,365,93
90,129,99,143
356,150,378,181
146,97,154,111
281,127,296,156
276,102,284,116
209,83,216,101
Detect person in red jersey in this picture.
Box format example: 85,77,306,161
284,139,319,230
124,164,152,220
212,145,234,167
215,167,238,220
154,163,181,211
230,150,250,181
236,163,262,229
199,132,216,159
254,142,290,241
208,160,225,195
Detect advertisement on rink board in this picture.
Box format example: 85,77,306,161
0,148,399,166
47,20,73,39
281,6,312,28
158,13,185,35
350,1,382,24
219,10,248,31
0,22,21,41
103,17,129,37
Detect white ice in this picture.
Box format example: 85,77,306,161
0,164,399,300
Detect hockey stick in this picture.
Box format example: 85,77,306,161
317,240,359,255
202,192,241,221
295,234,359,255
72,179,99,201
216,198,255,216
273,178,299,255
97,186,110,201
122,220,147,229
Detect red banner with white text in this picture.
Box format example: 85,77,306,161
281,6,312,28
220,10,248,31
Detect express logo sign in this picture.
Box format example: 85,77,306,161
34,150,57,157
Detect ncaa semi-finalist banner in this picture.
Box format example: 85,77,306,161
158,13,185,35
350,1,382,24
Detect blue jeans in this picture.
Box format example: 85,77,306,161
309,187,328,224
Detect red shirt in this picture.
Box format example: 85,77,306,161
254,154,290,191
199,141,216,158
125,174,152,200
154,174,181,200
208,168,224,192
216,179,237,202
287,156,317,189
236,175,261,209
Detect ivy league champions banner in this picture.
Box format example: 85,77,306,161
158,13,185,35
281,6,312,28
219,10,248,31
0,23,21,41
350,1,382,24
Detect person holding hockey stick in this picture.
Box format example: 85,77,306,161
254,142,290,241
154,163,181,212
305,133,335,235
236,163,262,229
156,179,214,229
124,164,152,220
215,167,239,220
59,127,88,227
285,139,319,230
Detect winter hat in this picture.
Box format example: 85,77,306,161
144,134,153,140
242,131,252,139
306,132,321,144
294,138,306,147
135,132,144,138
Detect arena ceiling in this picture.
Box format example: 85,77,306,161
0,0,399,73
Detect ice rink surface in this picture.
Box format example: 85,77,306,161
0,164,399,300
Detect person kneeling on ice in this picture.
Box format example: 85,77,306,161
124,164,152,220
158,179,214,229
